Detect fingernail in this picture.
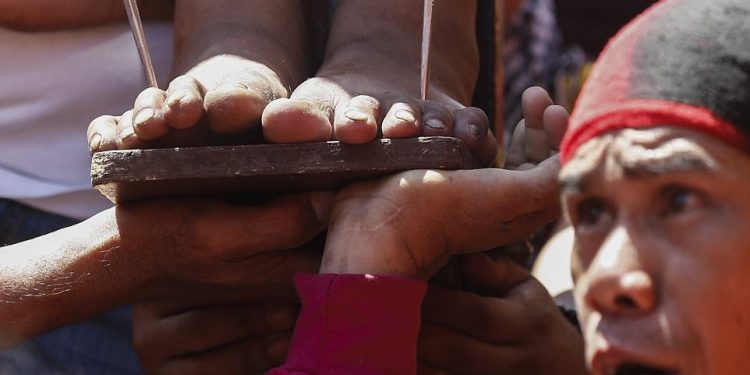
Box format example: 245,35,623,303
344,109,369,122
395,109,417,124
310,191,336,224
265,307,294,329
166,93,185,108
134,109,155,127
424,118,446,130
88,134,102,153
267,337,290,361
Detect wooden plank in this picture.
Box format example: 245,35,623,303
91,137,480,203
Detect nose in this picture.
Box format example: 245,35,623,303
582,227,657,316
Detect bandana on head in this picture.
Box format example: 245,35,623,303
560,0,750,164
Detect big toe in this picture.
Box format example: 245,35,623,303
262,98,333,143
204,75,280,135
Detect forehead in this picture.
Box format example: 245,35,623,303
559,127,745,191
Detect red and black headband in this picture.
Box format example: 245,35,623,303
560,0,750,163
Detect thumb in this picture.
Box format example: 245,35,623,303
460,253,531,296
444,156,561,252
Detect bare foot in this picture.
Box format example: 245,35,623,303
261,0,497,166
88,0,307,152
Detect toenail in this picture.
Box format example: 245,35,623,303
468,123,484,139
395,110,417,124
344,109,369,122
119,126,136,139
134,109,155,126
166,93,185,108
88,134,102,153
425,118,446,130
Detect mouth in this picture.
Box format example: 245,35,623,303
614,363,679,375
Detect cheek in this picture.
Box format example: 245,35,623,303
664,255,750,370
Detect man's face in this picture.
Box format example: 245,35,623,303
561,127,750,375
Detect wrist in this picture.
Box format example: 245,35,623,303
320,233,449,280
77,208,160,304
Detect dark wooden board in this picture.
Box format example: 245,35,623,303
91,137,480,203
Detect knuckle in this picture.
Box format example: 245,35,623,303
267,202,316,246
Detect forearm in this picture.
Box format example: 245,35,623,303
0,208,155,349
0,0,173,31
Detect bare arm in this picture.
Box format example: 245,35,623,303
0,0,173,31
0,192,332,350
0,209,154,349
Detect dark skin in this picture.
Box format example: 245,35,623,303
133,254,586,375
132,88,587,375
0,0,174,31
0,191,333,350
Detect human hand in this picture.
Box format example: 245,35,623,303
112,191,333,303
319,87,568,279
418,253,587,375
133,299,296,375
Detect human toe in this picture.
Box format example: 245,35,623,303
333,95,380,144
420,102,455,137
454,107,496,166
132,87,170,141
117,110,153,150
87,115,120,154
204,79,273,135
163,75,205,130
381,101,421,139
262,98,333,143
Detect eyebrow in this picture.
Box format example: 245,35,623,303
559,150,716,194
620,150,715,178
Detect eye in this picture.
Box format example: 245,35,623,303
575,198,608,227
661,185,703,217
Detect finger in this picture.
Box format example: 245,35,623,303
133,304,297,360
418,322,528,375
442,158,562,251
543,104,569,152
152,333,290,375
133,87,170,140
460,253,532,296
521,87,554,163
504,120,526,169
521,86,553,131
197,191,335,261
87,115,120,153
422,284,531,344
163,75,205,129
